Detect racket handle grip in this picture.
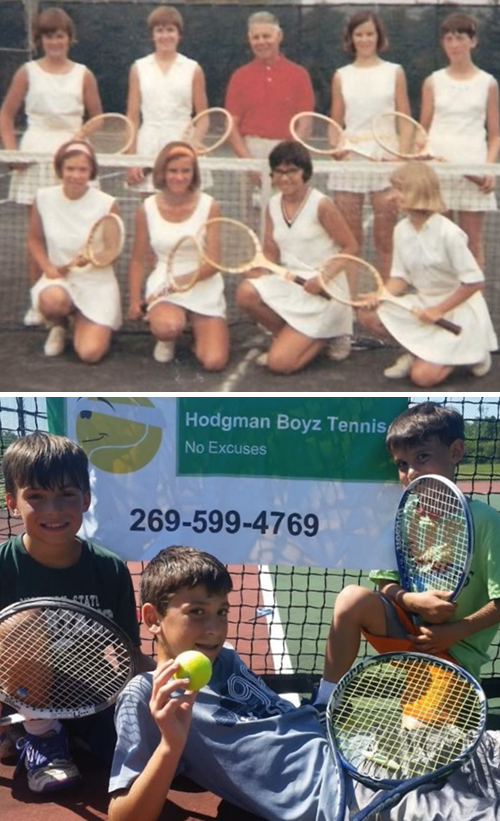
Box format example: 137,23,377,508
436,317,461,335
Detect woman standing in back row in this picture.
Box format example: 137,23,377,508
0,7,102,325
329,11,411,279
420,12,500,270
125,5,208,191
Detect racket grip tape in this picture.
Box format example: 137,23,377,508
435,317,461,335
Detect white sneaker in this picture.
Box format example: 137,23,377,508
383,353,414,379
43,325,66,357
327,335,352,362
153,340,175,363
255,351,268,367
470,351,491,377
23,306,44,327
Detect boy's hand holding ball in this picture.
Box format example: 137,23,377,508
173,650,212,691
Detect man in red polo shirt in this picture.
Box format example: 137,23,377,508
225,11,314,161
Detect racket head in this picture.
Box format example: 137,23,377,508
395,474,474,599
85,213,125,267
318,254,384,307
327,652,486,791
0,597,137,720
372,112,429,159
166,234,204,292
182,108,233,155
79,113,135,154
198,217,261,274
290,112,345,156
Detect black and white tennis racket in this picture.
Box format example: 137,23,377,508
0,597,137,725
328,652,486,821
395,474,474,600
142,234,205,311
65,213,125,271
77,113,135,154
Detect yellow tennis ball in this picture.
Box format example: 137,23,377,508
173,650,212,691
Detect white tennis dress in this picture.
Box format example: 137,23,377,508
133,52,199,192
31,185,122,329
249,188,353,339
328,61,400,194
144,192,226,317
9,61,86,204
378,213,497,365
427,68,497,212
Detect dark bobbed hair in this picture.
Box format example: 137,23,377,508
33,7,76,49
53,139,99,180
3,432,91,497
152,141,200,191
268,140,313,182
440,12,477,39
147,5,184,35
139,545,233,615
385,402,465,454
343,11,389,54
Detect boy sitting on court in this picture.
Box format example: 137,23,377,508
0,432,152,794
109,544,500,821
315,401,500,707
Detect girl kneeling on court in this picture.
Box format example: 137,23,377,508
358,162,497,386
236,140,357,374
127,141,228,370
28,140,122,362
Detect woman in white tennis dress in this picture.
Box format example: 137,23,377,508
127,142,228,370
357,163,497,386
420,12,499,270
236,141,357,374
126,6,208,192
328,11,410,279
28,141,122,363
0,7,101,325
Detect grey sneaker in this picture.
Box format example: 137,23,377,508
326,335,352,362
16,728,81,793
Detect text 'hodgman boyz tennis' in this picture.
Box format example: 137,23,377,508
183,412,389,435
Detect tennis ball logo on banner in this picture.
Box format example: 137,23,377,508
75,397,163,473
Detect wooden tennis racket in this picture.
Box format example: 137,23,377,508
77,113,135,154
290,112,375,159
395,474,474,600
142,234,206,311
181,108,233,155
65,213,125,271
0,597,137,726
316,254,462,335
327,652,486,820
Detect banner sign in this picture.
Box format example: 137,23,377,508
48,396,408,568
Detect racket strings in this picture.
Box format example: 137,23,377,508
80,115,133,154
202,220,258,272
0,606,133,714
291,114,344,154
372,114,428,158
332,657,481,780
399,482,469,588
87,216,124,267
167,235,203,291
321,257,379,305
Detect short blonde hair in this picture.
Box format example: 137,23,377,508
152,141,200,191
391,162,445,213
147,6,184,35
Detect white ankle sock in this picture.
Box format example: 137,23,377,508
314,679,337,705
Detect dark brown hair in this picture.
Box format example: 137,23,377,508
53,140,98,180
343,11,389,54
3,432,90,497
386,402,465,454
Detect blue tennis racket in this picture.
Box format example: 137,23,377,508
327,652,486,820
395,474,474,600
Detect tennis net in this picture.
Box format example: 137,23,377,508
1,396,500,696
1,151,500,337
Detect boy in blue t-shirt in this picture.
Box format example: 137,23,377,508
0,431,152,794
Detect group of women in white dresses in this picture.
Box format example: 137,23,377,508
0,5,498,383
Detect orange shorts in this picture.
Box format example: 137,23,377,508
361,598,454,663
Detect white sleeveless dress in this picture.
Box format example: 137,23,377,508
427,68,496,212
378,213,497,364
133,53,204,193
144,192,226,317
249,188,353,338
328,61,400,194
10,61,86,204
31,185,122,329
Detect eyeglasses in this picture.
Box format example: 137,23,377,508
270,167,302,179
